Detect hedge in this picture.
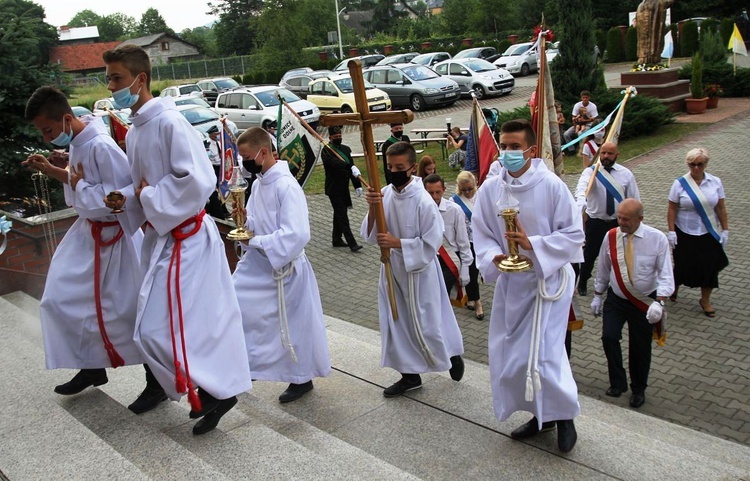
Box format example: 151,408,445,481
605,27,623,63
625,26,638,62
681,21,699,58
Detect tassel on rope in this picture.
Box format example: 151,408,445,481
174,360,187,393
187,385,202,412
525,376,534,402
105,343,125,368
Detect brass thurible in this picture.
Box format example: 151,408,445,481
495,182,532,273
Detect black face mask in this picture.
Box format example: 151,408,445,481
331,138,343,147
243,160,263,175
390,167,412,188
392,130,403,139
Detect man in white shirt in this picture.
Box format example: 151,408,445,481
591,199,674,409
423,174,473,297
574,142,640,296
563,91,598,155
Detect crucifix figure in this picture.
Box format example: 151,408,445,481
319,60,415,320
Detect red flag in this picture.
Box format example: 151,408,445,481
465,98,499,185
108,111,129,152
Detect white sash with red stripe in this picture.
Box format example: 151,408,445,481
438,244,466,307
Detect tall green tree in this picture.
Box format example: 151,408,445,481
367,0,408,36
439,0,472,36
138,7,174,36
99,13,138,41
0,0,61,204
209,0,263,55
67,9,101,27
179,26,218,56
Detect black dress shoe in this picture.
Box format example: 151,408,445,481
605,386,626,398
128,386,168,414
350,244,363,252
189,388,220,419
278,381,314,403
54,369,108,395
192,396,237,435
630,392,645,408
449,355,464,381
510,417,556,440
332,241,348,247
557,419,577,453
383,375,422,397
577,286,587,296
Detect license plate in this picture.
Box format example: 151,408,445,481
501,88,513,93
370,103,386,111
445,92,457,98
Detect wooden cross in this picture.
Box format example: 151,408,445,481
319,59,415,321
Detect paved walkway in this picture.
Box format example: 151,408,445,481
302,91,750,446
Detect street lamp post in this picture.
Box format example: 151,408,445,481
334,0,348,59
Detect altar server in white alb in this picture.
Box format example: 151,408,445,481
23,86,147,401
362,141,465,398
102,44,252,435
472,119,584,453
233,127,331,404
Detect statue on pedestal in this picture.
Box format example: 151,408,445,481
636,0,674,65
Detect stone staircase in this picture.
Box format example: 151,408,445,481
1,291,748,481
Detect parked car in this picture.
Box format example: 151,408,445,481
159,84,204,98
279,70,334,99
173,96,212,109
545,41,601,65
433,59,514,99
92,97,131,115
494,42,539,76
197,77,241,107
93,109,132,129
281,67,314,81
363,64,460,111
333,54,385,71
411,51,452,67
72,106,93,117
176,104,240,138
375,53,419,65
307,74,391,113
214,86,320,131
453,47,500,63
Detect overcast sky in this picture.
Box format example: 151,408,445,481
35,0,219,32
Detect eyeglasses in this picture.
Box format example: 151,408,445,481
687,162,706,168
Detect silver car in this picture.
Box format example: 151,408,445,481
494,42,539,76
214,86,320,131
363,63,460,111
433,59,514,99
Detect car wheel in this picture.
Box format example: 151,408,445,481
341,105,353,113
410,94,425,112
520,63,530,76
472,85,486,99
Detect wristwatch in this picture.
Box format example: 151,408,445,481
658,300,666,307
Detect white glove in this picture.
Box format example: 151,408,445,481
576,197,586,213
646,301,663,324
721,230,729,246
667,231,677,249
351,165,361,178
355,187,364,197
590,295,603,317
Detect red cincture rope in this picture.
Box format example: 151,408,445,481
166,210,206,412
89,220,125,368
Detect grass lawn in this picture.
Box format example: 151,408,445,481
302,122,708,195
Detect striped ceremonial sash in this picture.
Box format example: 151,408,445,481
592,165,624,203
451,194,472,221
438,245,466,307
677,173,721,242
608,228,667,346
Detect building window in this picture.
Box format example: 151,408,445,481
161,42,169,51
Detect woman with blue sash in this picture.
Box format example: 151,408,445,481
452,171,484,319
667,148,729,317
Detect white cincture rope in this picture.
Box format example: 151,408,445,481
272,260,298,364
407,269,436,368
525,267,569,402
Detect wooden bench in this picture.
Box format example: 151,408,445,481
411,127,469,139
350,149,424,160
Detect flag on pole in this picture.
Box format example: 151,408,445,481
107,111,129,152
217,118,238,202
729,23,748,56
529,26,563,175
464,97,499,185
276,102,323,188
661,30,674,59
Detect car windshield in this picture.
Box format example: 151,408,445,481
411,54,430,65
334,78,374,92
401,65,439,81
503,44,531,56
255,88,301,107
175,97,211,108
214,79,240,89
464,59,497,72
180,106,219,125
179,85,201,95
454,49,479,59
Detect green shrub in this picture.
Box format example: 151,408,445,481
691,53,703,99
679,62,750,97
596,88,674,141
497,39,512,55
719,18,734,48
605,27,623,63
670,24,681,58
595,29,607,56
700,18,719,36
681,21,699,57
700,30,727,66
495,105,531,126
625,26,638,62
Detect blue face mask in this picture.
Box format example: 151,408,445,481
498,146,533,173
112,76,142,109
50,117,73,147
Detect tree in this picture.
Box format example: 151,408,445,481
551,0,601,105
438,0,472,36
180,26,218,57
138,7,174,36
367,0,408,36
67,9,101,27
99,13,137,41
209,0,263,55
0,0,61,206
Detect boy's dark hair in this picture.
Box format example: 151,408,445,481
580,90,591,97
102,44,152,87
423,174,444,188
500,119,536,147
385,141,417,165
25,86,72,122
